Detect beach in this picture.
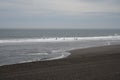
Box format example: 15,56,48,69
0,45,120,80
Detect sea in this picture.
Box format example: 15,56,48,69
0,29,120,66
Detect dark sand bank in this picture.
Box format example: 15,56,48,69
0,45,120,80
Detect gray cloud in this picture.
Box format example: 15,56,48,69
0,0,120,29
0,0,120,16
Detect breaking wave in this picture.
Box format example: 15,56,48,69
0,35,120,43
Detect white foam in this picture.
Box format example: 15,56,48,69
45,52,70,61
46,54,65,60
17,54,65,64
0,35,120,43
12,52,70,65
21,53,49,55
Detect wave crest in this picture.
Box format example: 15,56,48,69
0,35,120,43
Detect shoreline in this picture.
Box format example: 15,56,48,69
0,45,120,80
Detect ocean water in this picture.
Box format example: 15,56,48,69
0,29,120,66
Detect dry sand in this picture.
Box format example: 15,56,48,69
0,45,120,80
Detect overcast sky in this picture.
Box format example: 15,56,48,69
0,0,120,29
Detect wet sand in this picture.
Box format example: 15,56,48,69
0,45,120,80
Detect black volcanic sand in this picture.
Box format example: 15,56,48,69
0,45,120,80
